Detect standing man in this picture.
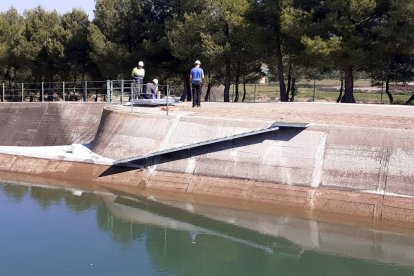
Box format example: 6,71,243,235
131,61,145,98
190,60,204,107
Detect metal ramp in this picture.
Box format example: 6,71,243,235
113,122,309,168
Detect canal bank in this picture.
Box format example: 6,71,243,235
0,102,413,226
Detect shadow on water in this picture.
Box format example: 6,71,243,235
99,127,305,177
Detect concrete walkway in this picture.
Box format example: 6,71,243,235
112,101,414,129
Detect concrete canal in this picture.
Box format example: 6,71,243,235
0,101,414,274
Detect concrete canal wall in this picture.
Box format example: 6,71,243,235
0,102,105,146
0,102,413,225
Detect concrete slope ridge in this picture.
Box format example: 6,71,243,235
0,102,105,146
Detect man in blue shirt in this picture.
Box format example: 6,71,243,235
190,60,204,107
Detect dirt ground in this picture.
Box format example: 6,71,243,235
168,101,414,130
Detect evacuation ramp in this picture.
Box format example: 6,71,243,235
93,108,322,188
113,122,310,168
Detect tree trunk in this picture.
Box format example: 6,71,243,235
289,78,296,102
204,81,212,102
242,78,247,102
385,76,393,104
276,33,287,102
341,65,356,103
336,79,344,103
406,92,414,105
223,61,231,102
286,63,291,100
180,74,191,102
234,62,240,102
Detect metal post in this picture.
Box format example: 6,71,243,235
41,82,44,102
121,79,124,105
106,80,110,104
110,80,113,105
166,85,169,116
381,81,384,104
2,83,4,102
21,83,24,102
254,84,256,103
83,81,87,102
62,81,65,101
131,81,134,112
313,79,316,102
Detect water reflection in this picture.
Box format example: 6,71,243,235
2,182,29,202
1,182,413,276
104,194,414,269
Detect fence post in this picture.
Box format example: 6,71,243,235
110,80,114,105
106,80,110,104
41,82,44,102
130,81,134,112
381,81,384,104
166,85,169,116
2,83,4,102
83,81,88,102
121,79,124,105
21,83,24,102
313,79,316,102
254,84,256,103
62,81,65,101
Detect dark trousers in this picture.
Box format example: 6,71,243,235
192,82,202,107
133,77,144,98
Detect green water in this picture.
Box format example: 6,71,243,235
1,182,413,276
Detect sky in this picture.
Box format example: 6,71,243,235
0,0,95,19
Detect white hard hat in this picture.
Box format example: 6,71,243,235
153,79,158,84
195,60,201,65
138,61,144,66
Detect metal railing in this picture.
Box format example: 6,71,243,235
0,80,183,115
2,80,412,106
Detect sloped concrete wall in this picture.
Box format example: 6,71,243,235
91,108,414,195
1,104,413,224
87,108,414,223
0,103,104,146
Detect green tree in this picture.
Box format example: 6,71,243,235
92,0,180,80
248,0,289,102
0,8,27,83
61,9,92,82
368,0,414,104
292,0,391,103
24,7,66,82
168,0,250,102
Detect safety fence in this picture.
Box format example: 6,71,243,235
0,80,182,104
1,80,413,105
208,82,414,105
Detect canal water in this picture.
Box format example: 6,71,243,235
1,181,413,276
